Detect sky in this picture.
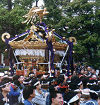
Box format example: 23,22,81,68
38,0,44,7
33,0,44,7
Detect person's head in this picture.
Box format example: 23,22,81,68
80,69,85,74
33,80,41,90
0,73,4,82
11,81,19,90
91,75,97,80
78,81,83,89
23,86,36,100
84,70,88,75
0,82,11,93
49,85,55,94
68,95,80,105
57,75,64,85
13,75,20,81
18,76,24,83
90,90,98,100
69,82,78,90
87,66,92,72
81,89,91,100
1,76,12,82
51,91,63,105
81,77,89,88
91,69,96,74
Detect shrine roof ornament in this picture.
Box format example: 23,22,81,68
1,6,76,47
1,7,69,50
22,7,49,24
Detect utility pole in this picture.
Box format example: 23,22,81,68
8,0,12,10
36,0,39,7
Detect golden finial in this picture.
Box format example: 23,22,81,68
22,7,49,24
62,37,66,40
2,32,11,42
45,29,54,42
69,37,77,45
34,8,49,23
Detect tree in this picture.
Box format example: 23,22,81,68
62,0,100,68
43,0,100,68
43,0,63,29
13,0,35,9
0,0,36,10
0,5,27,53
0,0,36,52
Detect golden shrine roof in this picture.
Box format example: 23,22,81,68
1,7,70,51
9,40,68,50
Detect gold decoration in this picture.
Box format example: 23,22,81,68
45,29,55,42
23,25,44,42
2,32,10,42
38,32,43,37
52,35,56,42
24,32,33,41
22,7,49,24
22,7,39,24
62,37,66,40
69,37,77,45
9,40,67,50
34,8,49,23
30,25,38,31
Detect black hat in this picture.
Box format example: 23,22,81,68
90,90,98,100
64,91,79,105
71,75,82,86
0,82,11,88
37,74,43,79
87,80,97,86
90,85,100,92
23,78,32,85
31,79,40,87
87,80,97,89
69,80,82,90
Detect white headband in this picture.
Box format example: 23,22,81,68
23,80,32,85
87,82,96,85
0,73,4,76
0,82,11,88
90,90,98,95
78,81,82,86
82,89,90,95
68,95,79,105
34,81,40,86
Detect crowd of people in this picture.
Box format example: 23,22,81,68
0,65,100,105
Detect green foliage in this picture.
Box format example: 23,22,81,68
43,0,100,68
13,0,35,9
0,5,27,52
43,0,62,28
0,1,32,52
66,0,100,68
0,0,36,9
